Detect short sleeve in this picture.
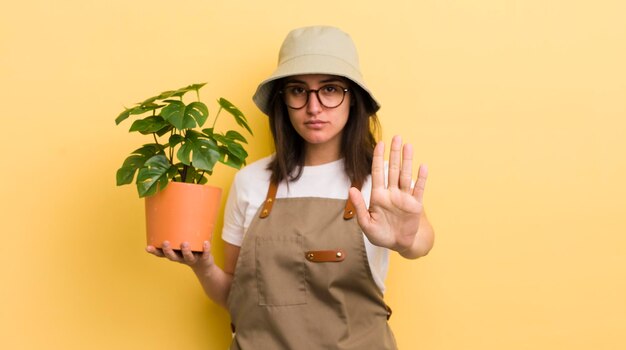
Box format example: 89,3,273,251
221,177,245,247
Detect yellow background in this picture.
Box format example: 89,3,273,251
1,0,625,349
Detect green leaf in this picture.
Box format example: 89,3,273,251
172,83,207,98
161,100,196,130
211,132,228,145
186,102,209,127
116,83,205,125
115,109,131,125
188,82,206,91
139,96,159,106
137,102,164,112
116,144,166,186
211,131,248,163
136,155,174,197
156,90,178,100
171,163,185,182
155,124,174,137
189,166,204,183
220,150,245,169
196,174,209,184
116,155,144,185
115,102,164,125
202,128,214,137
225,141,248,161
172,163,210,184
129,115,169,135
208,130,248,169
115,105,145,125
176,131,220,172
225,130,248,143
218,98,252,135
155,83,207,100
133,143,166,157
168,134,184,147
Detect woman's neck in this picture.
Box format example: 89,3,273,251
304,141,341,166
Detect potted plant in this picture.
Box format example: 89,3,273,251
115,83,252,251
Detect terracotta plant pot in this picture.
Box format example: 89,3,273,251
145,181,222,252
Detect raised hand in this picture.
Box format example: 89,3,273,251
348,135,430,258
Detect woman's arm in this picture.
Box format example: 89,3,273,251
146,240,241,309
190,242,240,308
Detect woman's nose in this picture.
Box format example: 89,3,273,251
306,91,322,114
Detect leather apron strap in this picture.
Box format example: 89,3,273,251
259,180,363,220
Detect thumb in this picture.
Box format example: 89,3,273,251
349,187,371,232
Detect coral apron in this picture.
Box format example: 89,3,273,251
227,182,397,349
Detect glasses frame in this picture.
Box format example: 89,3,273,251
279,84,350,110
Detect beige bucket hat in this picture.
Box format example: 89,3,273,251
252,25,380,116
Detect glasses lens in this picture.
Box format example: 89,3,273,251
282,84,347,109
318,85,345,108
283,86,307,109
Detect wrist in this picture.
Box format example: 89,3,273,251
191,260,217,276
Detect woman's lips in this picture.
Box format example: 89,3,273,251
304,120,327,129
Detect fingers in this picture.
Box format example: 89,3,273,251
180,242,197,264
399,143,414,192
383,135,414,193
201,240,212,260
348,187,373,233
412,164,428,203
372,136,426,201
371,141,385,189
146,245,164,257
161,241,182,261
387,136,402,189
182,241,212,264
146,241,212,266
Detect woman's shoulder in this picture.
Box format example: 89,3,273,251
235,155,273,181
231,155,273,198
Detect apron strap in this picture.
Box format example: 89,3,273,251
343,180,363,220
259,179,364,219
259,180,278,218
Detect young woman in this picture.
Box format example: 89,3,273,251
147,25,434,349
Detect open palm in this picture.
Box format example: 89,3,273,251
349,135,427,253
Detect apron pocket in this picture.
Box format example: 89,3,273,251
255,235,307,306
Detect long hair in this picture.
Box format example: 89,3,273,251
266,78,380,187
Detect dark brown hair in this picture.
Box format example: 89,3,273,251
266,78,380,187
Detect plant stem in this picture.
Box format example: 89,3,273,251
212,107,223,130
163,129,183,180
169,129,175,161
198,171,205,184
181,164,188,183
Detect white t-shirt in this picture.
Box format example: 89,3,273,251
222,155,390,293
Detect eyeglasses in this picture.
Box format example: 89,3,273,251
280,84,349,109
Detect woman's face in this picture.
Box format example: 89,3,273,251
282,74,351,152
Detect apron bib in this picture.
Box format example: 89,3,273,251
227,182,397,349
